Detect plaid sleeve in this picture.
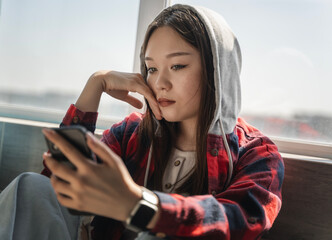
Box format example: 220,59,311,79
150,137,284,239
60,104,98,132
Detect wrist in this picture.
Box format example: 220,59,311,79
88,72,105,95
90,70,114,93
75,73,104,112
124,184,143,220
125,186,160,232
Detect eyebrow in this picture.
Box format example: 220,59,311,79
145,52,192,61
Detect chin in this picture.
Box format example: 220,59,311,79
162,116,179,122
161,113,180,123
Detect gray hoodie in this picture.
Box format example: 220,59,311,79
144,4,242,188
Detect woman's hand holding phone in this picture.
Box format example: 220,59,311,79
42,128,144,222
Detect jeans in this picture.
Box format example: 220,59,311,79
0,172,80,240
0,172,167,240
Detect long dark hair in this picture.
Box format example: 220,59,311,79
138,5,216,195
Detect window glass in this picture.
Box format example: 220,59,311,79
0,0,139,125
172,0,332,143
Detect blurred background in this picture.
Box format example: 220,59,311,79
0,0,331,143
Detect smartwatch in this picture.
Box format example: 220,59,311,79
125,187,159,232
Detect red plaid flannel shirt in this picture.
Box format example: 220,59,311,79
42,104,284,239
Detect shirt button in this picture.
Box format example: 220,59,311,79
156,232,166,238
72,116,80,124
210,148,218,156
174,160,181,166
165,183,172,189
211,190,217,196
248,217,258,224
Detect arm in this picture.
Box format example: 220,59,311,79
98,117,283,238
75,70,161,118
42,70,162,176
43,111,283,239
41,69,163,222
59,70,161,130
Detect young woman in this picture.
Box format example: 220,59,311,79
0,4,284,240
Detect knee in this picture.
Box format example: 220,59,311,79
15,172,53,195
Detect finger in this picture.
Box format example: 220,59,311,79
85,132,120,167
56,192,76,208
146,98,162,120
42,128,88,169
133,84,162,120
43,152,76,182
107,90,143,109
56,193,88,214
50,174,74,199
124,94,143,109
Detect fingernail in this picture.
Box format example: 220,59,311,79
43,151,51,157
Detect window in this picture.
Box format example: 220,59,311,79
172,0,332,144
1,0,331,146
0,0,140,126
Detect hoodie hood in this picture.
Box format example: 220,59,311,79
172,4,242,135
143,4,242,188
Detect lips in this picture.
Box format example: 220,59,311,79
158,98,175,107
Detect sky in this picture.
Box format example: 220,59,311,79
0,0,139,92
0,0,331,117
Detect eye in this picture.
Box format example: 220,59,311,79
147,67,157,74
171,64,187,71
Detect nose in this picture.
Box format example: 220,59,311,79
154,69,172,91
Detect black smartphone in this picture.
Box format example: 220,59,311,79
44,125,95,170
43,125,94,215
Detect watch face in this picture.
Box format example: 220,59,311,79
130,202,157,231
136,204,156,220
126,188,159,233
142,190,158,205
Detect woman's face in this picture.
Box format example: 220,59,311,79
145,26,202,125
